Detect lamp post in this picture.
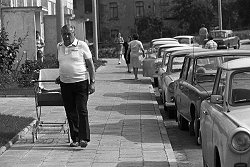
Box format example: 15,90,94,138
218,0,222,30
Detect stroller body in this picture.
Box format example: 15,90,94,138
32,68,70,143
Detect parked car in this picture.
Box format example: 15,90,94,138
158,47,208,118
143,43,188,86
209,30,240,49
173,35,200,47
174,50,250,144
157,46,199,93
200,57,250,167
151,40,179,49
151,37,178,43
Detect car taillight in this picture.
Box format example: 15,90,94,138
231,131,250,152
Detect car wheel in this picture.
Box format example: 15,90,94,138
177,114,188,130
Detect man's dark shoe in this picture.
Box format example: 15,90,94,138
79,140,88,148
69,142,79,147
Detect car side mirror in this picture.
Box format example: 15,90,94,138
210,95,223,104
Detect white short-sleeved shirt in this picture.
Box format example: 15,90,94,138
57,39,92,83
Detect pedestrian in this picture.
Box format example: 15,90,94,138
56,24,96,148
114,32,124,64
127,33,145,80
123,36,132,73
36,31,45,63
199,24,208,47
204,35,218,50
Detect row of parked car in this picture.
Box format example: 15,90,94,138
142,32,250,167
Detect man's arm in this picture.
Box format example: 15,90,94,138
85,58,96,94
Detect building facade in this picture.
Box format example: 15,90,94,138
73,0,177,43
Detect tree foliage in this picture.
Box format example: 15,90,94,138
172,0,215,34
135,16,163,41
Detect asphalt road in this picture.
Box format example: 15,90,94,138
155,42,250,167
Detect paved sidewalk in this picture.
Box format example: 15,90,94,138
0,59,177,167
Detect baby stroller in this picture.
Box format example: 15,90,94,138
32,68,70,143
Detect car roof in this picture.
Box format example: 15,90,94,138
187,49,250,58
171,47,209,56
164,46,198,52
220,57,250,70
211,30,232,33
159,43,188,48
173,35,194,39
151,38,177,42
152,40,179,45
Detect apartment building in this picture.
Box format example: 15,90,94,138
73,0,176,43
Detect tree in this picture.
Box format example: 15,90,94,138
172,0,215,34
135,16,163,41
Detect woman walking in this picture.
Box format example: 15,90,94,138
114,32,124,64
127,33,145,80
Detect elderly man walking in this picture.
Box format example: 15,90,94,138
56,24,96,148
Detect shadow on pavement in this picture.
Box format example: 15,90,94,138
116,161,169,167
103,92,153,101
110,78,151,85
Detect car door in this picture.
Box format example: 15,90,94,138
175,57,190,115
202,69,226,166
179,58,195,120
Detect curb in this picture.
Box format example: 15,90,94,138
0,120,36,155
149,85,177,167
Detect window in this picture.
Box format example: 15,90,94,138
187,59,194,82
110,2,118,19
27,0,33,6
180,58,190,80
85,0,92,14
135,1,144,17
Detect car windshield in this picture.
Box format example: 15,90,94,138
195,57,222,83
211,31,227,38
171,56,185,73
230,71,250,105
195,55,249,83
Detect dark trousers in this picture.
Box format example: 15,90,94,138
60,80,90,142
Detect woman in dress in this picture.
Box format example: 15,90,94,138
114,32,124,64
127,33,145,80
